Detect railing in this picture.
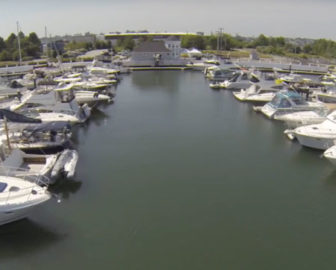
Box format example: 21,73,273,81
0,184,47,206
0,165,51,186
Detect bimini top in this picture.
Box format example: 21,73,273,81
269,90,307,109
23,121,72,134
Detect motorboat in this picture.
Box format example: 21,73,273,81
19,91,91,123
323,144,336,165
54,84,111,107
280,110,327,129
260,90,326,119
51,149,79,179
312,87,336,110
209,82,221,89
74,91,112,107
0,175,51,226
205,67,236,81
88,66,119,76
0,146,58,184
221,70,259,90
7,122,72,151
233,83,283,105
0,89,35,111
284,111,336,150
72,81,110,91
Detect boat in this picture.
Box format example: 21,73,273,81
261,90,326,119
51,149,79,179
0,146,58,184
323,144,336,166
209,82,221,89
0,175,51,226
7,122,72,151
54,84,111,107
205,67,236,81
312,88,336,110
284,111,336,149
280,110,327,129
19,91,91,124
233,83,283,105
221,71,259,90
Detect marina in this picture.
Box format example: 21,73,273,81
1,68,336,269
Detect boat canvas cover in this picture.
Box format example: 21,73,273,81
0,109,41,123
23,121,71,134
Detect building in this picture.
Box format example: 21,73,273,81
164,36,181,58
105,32,198,47
125,41,186,67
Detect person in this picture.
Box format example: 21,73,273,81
17,91,22,102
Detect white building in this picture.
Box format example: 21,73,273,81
125,41,186,67
164,36,181,58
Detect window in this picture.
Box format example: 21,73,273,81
0,182,7,192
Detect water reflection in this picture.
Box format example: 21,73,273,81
0,219,62,259
132,71,180,92
49,178,82,200
322,168,336,189
70,108,109,144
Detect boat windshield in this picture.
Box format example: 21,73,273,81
291,97,307,105
0,182,7,192
270,95,291,108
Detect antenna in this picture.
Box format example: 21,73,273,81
16,21,22,65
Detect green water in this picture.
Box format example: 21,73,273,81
1,71,336,269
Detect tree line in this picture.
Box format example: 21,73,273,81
0,32,42,61
181,33,336,58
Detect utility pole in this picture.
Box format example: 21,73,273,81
45,26,49,59
217,30,219,54
219,27,223,51
16,21,22,65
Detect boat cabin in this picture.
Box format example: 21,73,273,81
269,91,307,109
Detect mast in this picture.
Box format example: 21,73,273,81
16,21,22,65
4,117,11,151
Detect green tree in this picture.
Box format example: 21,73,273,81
0,37,5,52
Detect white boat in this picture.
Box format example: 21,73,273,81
221,71,258,90
73,81,109,91
312,89,336,110
51,149,78,179
20,91,91,124
0,89,36,112
88,66,119,76
209,82,221,89
284,111,336,150
261,90,326,119
323,145,336,166
233,83,281,104
0,176,51,226
7,122,72,151
0,146,58,184
75,91,112,107
279,110,327,128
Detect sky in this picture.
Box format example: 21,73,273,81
0,0,335,40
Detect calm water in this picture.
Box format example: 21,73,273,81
1,71,336,269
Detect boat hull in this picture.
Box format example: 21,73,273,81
0,200,49,226
324,146,336,166
295,133,336,150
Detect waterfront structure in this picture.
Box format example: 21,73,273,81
105,32,198,47
125,41,186,67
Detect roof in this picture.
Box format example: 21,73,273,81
133,41,170,53
166,36,180,41
105,32,198,39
